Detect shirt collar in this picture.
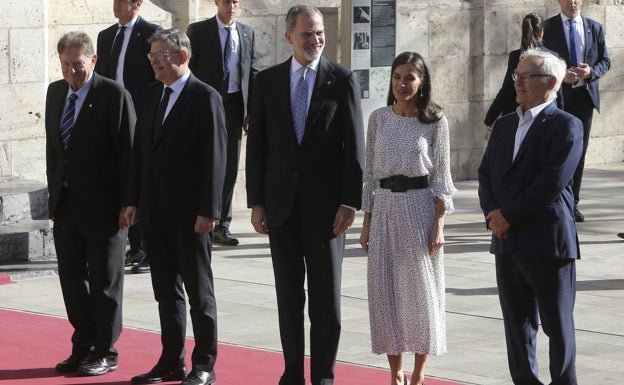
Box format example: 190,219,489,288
516,99,553,121
167,69,191,94
216,16,237,31
560,12,582,25
291,57,320,74
66,72,94,98
120,14,139,29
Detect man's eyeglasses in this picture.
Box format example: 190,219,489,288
512,71,552,82
147,51,179,62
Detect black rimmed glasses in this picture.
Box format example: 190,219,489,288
147,51,179,62
512,71,552,82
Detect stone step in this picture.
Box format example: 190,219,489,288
0,219,55,263
0,177,55,264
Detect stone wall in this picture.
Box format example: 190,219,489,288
1,0,622,192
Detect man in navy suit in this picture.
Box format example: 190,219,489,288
479,49,583,385
542,0,611,222
246,5,364,385
46,31,135,376
123,29,227,385
187,0,259,246
95,0,162,273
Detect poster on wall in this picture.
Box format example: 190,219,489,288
349,0,395,99
371,0,396,67
351,0,372,79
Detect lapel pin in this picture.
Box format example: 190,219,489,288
89,104,93,108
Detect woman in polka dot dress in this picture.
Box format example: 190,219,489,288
359,52,456,385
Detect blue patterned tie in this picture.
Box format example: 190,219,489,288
569,19,579,67
222,26,233,95
291,67,309,144
59,93,78,149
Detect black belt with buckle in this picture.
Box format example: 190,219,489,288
379,175,428,192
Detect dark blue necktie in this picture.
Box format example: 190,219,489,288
568,19,579,67
109,25,126,78
59,93,78,149
291,67,309,144
222,26,233,96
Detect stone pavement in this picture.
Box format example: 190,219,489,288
1,163,623,385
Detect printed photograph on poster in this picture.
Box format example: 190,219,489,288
353,32,370,50
369,67,391,99
354,69,370,99
353,6,371,24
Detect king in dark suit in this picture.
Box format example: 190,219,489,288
123,29,227,385
45,31,135,376
187,0,259,246
542,0,611,222
246,6,365,385
94,0,162,273
478,49,583,385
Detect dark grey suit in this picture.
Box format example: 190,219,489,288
45,72,135,359
188,16,259,230
246,56,365,385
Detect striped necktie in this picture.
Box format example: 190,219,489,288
59,93,78,149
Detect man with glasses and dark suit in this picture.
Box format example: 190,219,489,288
123,29,226,385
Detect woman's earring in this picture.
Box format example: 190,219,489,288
420,88,424,97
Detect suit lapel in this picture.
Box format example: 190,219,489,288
511,103,557,166
581,16,591,63
69,74,102,150
152,76,193,147
49,83,68,150
301,57,336,143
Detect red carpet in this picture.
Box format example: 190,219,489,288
0,309,463,385
0,274,13,285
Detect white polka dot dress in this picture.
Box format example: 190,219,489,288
362,106,456,356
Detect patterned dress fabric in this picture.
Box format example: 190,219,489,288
362,105,456,355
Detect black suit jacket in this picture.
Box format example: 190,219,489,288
45,73,135,237
484,43,564,126
246,56,365,228
95,16,162,109
478,102,583,260
543,14,611,112
187,16,259,116
126,74,227,225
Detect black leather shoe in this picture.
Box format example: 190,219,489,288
618,232,624,240
182,370,216,385
126,249,146,266
131,364,187,384
55,353,88,373
574,206,585,222
78,356,118,376
213,227,239,246
131,258,150,274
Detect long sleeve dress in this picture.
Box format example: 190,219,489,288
362,106,456,355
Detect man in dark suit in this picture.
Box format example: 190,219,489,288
122,29,226,385
246,6,365,385
542,0,611,222
95,0,162,273
187,0,259,246
45,31,135,376
478,49,583,385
